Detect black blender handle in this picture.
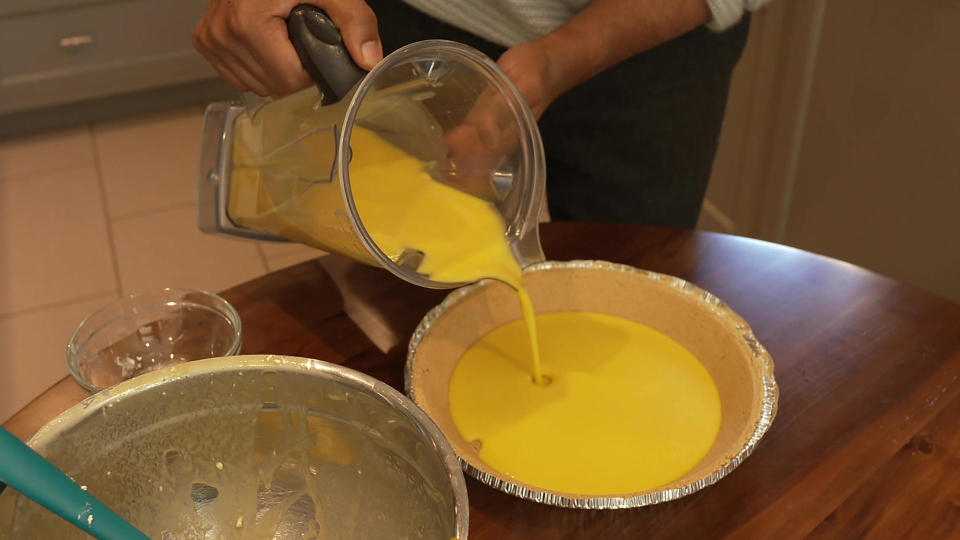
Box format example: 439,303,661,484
287,4,368,105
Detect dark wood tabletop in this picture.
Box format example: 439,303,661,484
7,223,960,538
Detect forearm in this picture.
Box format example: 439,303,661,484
537,0,712,96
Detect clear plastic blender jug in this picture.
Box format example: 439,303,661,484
197,7,545,289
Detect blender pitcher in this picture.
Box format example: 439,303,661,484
197,5,545,289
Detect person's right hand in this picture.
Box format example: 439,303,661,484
193,0,383,97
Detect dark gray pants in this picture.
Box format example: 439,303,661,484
369,1,751,228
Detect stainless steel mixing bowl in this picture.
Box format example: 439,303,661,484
0,355,469,539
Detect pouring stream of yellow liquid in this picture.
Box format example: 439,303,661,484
348,128,545,385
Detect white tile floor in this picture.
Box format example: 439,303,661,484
0,106,320,422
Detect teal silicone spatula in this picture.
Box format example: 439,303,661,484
0,426,149,539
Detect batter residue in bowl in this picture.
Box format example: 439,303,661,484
448,311,722,495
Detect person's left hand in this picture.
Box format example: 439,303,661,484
432,40,563,200
496,40,562,120
440,39,562,167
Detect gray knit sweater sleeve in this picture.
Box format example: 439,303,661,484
399,0,771,47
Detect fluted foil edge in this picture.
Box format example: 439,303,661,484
405,260,778,509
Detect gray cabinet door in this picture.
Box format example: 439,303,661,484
0,0,216,114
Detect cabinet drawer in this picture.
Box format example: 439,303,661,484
0,0,218,113
0,0,206,80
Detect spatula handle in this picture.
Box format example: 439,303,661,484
0,426,149,540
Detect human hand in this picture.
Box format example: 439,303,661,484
434,42,559,200
497,40,562,120
193,0,383,97
437,74,530,200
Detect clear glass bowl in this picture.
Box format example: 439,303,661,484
66,288,241,392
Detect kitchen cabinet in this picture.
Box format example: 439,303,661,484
0,0,217,117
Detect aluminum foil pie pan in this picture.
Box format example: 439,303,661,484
405,260,778,509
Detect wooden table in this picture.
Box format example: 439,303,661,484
6,223,960,538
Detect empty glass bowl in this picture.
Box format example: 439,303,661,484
66,288,241,392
